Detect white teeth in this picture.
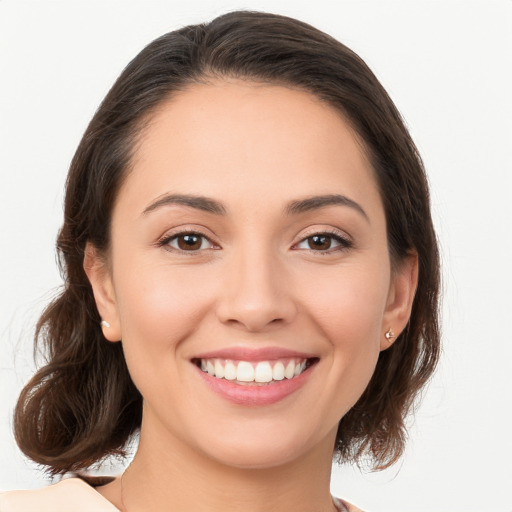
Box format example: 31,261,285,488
285,361,295,379
224,361,237,380
214,360,224,379
237,361,255,382
272,361,285,381
254,361,273,383
199,357,312,383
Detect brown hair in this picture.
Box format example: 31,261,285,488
14,10,440,475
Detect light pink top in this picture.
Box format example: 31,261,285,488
0,477,362,511
0,478,119,512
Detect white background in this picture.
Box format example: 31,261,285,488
1,1,511,511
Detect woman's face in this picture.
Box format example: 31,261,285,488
87,80,415,469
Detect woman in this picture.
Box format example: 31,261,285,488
1,10,440,512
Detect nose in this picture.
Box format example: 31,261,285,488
215,247,297,332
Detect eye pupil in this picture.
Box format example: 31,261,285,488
178,234,202,250
308,235,331,250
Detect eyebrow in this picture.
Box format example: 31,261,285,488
285,194,369,221
142,193,368,221
142,194,227,216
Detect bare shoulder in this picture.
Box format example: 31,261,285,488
0,478,119,512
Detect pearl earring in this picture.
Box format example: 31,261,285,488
385,328,396,342
101,320,111,328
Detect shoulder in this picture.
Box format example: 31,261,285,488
334,496,366,512
0,477,119,512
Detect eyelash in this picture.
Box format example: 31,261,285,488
157,229,353,255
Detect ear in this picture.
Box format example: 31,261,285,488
380,251,418,351
83,242,122,342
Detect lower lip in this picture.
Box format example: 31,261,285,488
194,364,314,406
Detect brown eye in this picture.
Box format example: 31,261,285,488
166,233,214,252
294,232,352,253
308,235,332,250
177,234,202,250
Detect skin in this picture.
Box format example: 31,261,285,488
85,80,417,512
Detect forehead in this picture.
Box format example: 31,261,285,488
121,79,382,218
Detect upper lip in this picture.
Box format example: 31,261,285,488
192,347,317,361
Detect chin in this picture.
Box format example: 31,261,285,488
209,443,304,470
194,423,332,471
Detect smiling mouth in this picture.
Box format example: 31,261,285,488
192,357,319,385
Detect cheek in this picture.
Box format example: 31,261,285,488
299,264,389,399
113,260,217,369
303,263,389,340
111,260,223,414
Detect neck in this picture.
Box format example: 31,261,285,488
120,415,338,512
